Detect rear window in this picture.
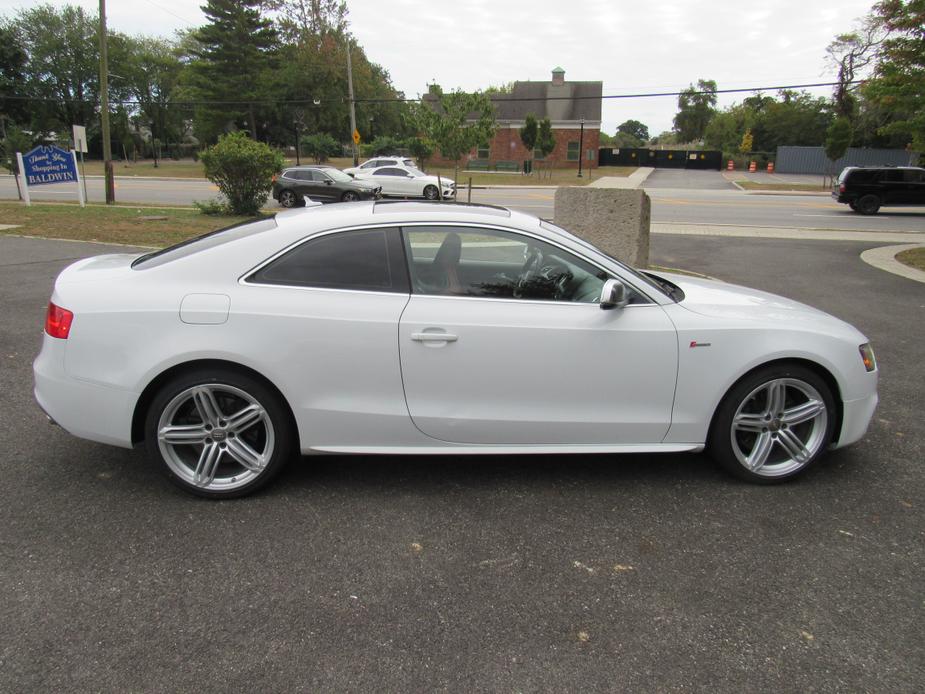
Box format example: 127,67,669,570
132,217,278,270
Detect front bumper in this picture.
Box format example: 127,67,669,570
835,390,879,449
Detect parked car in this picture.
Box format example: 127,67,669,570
34,201,878,498
343,156,416,176
833,166,925,214
272,165,380,207
353,164,456,200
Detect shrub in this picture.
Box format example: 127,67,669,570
199,132,284,215
300,133,340,163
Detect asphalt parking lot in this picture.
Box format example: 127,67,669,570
1,233,922,692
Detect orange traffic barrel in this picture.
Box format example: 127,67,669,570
767,162,775,173
727,160,734,170
748,161,757,172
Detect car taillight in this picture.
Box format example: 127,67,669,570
45,302,73,339
839,183,846,193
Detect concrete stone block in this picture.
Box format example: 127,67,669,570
553,187,650,268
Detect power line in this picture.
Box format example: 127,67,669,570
1,80,858,107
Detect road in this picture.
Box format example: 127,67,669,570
4,171,924,233
1,232,922,692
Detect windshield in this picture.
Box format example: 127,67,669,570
132,217,278,269
539,220,670,299
326,169,354,182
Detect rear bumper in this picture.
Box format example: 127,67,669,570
33,334,137,449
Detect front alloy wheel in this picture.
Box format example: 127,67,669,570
710,365,835,483
423,184,439,200
146,370,293,498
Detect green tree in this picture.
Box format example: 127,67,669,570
200,131,284,214
300,133,340,162
12,4,100,134
863,0,925,151
672,79,717,142
519,113,538,173
407,136,433,170
186,0,279,143
825,117,853,180
617,119,649,143
0,21,28,126
535,117,556,178
411,86,496,184
116,37,185,157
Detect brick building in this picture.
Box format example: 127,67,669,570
427,67,602,170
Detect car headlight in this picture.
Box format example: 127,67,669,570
859,343,877,372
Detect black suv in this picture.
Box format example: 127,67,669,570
833,166,925,214
272,165,381,207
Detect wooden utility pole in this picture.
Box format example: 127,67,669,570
346,40,358,166
99,0,115,203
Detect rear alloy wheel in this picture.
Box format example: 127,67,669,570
709,364,835,483
423,184,439,200
856,194,881,215
145,369,293,498
341,190,359,202
278,190,299,208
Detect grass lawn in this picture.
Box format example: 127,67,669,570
736,181,829,192
0,201,253,247
896,246,925,272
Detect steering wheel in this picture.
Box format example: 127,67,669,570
536,263,574,300
515,245,543,298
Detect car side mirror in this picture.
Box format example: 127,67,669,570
324,179,332,185
600,279,629,310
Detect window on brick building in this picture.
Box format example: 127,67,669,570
533,148,545,161
477,142,490,159
567,141,580,161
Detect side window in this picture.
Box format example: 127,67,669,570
285,170,310,181
401,226,638,304
902,169,924,183
376,167,405,176
313,170,331,182
249,227,409,293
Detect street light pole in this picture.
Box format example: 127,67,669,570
577,117,585,178
99,0,115,203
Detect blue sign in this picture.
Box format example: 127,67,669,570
22,145,78,186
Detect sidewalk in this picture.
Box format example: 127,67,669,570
588,167,654,189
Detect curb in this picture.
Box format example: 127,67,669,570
860,243,925,284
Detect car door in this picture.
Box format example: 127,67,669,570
903,169,925,204
240,226,411,448
367,167,405,196
397,225,679,446
311,170,339,202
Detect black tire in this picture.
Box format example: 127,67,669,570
341,190,359,202
856,194,881,215
708,363,836,484
144,367,294,499
423,184,439,200
278,190,301,208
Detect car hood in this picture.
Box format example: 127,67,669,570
652,271,864,337
352,179,379,190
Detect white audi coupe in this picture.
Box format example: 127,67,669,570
34,202,878,497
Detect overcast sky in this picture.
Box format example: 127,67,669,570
1,0,877,135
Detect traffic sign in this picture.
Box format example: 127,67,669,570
353,129,361,145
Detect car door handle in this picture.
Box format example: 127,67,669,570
411,331,458,342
